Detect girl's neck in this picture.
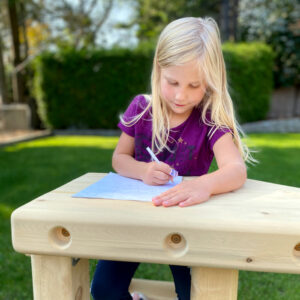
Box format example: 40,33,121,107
169,109,193,128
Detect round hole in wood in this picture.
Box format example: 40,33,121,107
294,243,300,252
164,233,188,257
171,233,182,244
293,242,300,258
62,228,70,237
49,226,72,249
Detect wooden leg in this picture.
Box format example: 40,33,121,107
31,255,90,300
191,267,239,300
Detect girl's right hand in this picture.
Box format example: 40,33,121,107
142,161,173,185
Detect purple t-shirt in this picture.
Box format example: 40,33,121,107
118,95,230,176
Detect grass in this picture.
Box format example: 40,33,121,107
0,134,300,299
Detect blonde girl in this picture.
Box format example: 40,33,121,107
91,17,249,300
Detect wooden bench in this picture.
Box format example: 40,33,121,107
11,173,300,299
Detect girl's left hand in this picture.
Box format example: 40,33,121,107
152,178,211,207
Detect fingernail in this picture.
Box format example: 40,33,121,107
163,201,169,206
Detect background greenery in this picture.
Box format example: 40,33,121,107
1,133,300,299
2,0,299,122
31,42,273,129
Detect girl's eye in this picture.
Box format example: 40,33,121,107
168,81,178,86
190,85,200,89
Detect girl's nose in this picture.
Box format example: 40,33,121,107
175,89,186,101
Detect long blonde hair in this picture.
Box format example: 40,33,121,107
122,17,254,163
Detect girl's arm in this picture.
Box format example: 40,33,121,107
112,132,173,185
152,133,247,207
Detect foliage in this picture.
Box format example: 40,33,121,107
118,0,222,43
31,48,153,129
1,134,300,299
223,42,274,123
31,43,273,129
19,20,50,55
45,0,114,50
239,0,300,87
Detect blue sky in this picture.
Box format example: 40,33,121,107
99,1,138,48
63,0,138,48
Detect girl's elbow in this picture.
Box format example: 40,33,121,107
238,163,247,186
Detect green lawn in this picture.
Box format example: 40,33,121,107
0,134,300,300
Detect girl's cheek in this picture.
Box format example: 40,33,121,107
161,82,174,100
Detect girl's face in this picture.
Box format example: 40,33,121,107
160,60,206,120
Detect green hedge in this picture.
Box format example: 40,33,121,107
32,48,153,129
223,42,274,123
32,43,273,129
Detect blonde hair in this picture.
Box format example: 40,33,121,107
122,17,254,163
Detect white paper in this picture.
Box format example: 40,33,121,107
72,172,182,202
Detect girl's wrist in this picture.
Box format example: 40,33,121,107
138,161,149,181
195,175,214,196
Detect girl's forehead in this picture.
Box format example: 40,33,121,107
161,60,203,81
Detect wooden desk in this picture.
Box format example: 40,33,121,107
11,173,300,300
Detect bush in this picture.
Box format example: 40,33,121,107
239,0,299,87
32,48,153,129
32,43,273,128
223,42,274,123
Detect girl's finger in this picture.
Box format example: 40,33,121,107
178,197,195,207
152,191,177,205
154,171,170,181
152,177,166,185
162,194,186,207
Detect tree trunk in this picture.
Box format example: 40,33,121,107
220,0,229,41
0,35,8,105
19,0,29,59
220,0,239,42
7,0,25,103
230,0,239,41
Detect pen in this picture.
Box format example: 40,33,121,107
146,147,178,177
146,147,160,163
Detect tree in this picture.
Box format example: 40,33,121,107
0,35,8,105
239,0,300,87
1,0,116,105
118,0,238,45
41,0,114,50
0,0,8,104
220,0,239,41
7,0,25,103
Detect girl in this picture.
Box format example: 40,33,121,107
91,17,251,300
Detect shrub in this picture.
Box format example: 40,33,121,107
32,48,153,129
223,42,274,123
32,43,273,128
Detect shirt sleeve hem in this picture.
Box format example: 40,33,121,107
117,122,135,137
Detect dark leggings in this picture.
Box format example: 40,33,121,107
91,260,191,300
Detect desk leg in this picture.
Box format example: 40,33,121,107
191,267,238,300
31,255,90,300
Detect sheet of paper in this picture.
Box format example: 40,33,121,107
72,172,182,202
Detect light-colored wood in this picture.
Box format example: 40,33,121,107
191,267,238,300
31,255,89,300
11,173,300,274
129,278,176,300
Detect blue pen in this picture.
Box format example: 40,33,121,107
146,147,178,177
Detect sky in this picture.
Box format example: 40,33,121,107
100,1,138,48
64,0,139,48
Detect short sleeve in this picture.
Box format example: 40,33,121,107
118,95,149,137
208,126,232,151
